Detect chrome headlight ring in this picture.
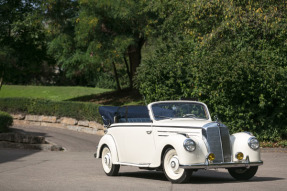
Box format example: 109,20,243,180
248,137,260,150
183,138,196,152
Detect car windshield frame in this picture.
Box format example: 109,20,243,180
151,101,210,121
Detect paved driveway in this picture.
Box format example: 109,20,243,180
0,125,286,191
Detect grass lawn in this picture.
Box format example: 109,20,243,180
0,85,112,101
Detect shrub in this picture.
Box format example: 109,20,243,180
0,111,13,133
0,98,102,122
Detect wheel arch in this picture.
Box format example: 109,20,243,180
161,145,174,165
96,135,119,163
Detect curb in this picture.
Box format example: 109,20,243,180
261,147,287,153
0,141,65,151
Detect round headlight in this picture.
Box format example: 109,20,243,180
248,137,260,150
183,139,196,152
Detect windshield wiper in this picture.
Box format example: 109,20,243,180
182,114,197,118
155,115,172,119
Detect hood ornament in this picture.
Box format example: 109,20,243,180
214,115,220,127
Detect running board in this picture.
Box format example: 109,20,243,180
116,162,150,167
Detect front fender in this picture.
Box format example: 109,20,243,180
150,134,208,168
96,134,119,164
230,132,261,162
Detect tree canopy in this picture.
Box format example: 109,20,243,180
0,0,286,140
0,0,54,87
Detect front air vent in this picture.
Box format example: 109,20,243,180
202,123,232,163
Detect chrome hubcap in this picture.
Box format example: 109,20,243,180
170,156,180,173
104,153,111,167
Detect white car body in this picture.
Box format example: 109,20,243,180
96,101,263,183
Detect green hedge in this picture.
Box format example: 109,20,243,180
0,98,102,122
0,111,13,133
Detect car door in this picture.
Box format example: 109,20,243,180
123,124,155,165
111,123,155,165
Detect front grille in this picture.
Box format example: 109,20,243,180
202,123,232,163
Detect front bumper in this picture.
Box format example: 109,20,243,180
180,156,263,170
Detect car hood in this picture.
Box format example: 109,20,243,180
153,118,212,128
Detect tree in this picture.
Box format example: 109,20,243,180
0,0,54,88
75,0,153,89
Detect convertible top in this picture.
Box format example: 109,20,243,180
99,106,150,125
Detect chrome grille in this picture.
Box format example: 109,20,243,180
202,123,231,163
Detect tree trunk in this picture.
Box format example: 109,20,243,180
112,62,121,91
0,70,3,91
123,55,132,89
127,37,145,88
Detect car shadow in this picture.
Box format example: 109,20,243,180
119,170,284,184
119,171,167,181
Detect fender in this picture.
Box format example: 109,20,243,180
149,134,208,168
230,132,261,162
96,134,119,164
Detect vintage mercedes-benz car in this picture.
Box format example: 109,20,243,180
96,101,263,183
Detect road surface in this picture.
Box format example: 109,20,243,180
0,125,286,191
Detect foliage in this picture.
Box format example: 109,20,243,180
0,0,55,86
0,98,102,122
44,0,156,89
137,0,287,141
261,140,287,148
0,111,13,133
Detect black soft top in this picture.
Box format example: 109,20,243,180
99,106,150,125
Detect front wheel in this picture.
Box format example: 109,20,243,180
163,148,192,183
101,146,120,176
228,166,258,180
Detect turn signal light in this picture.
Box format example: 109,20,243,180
236,152,244,160
208,153,215,161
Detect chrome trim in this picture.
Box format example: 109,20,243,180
244,131,253,136
202,123,232,163
183,139,196,152
202,136,210,153
248,137,260,150
217,125,224,161
180,161,263,170
180,156,263,170
116,162,150,167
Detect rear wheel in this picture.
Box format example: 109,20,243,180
163,148,192,183
228,166,258,180
101,146,120,176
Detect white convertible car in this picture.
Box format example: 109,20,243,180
96,101,263,183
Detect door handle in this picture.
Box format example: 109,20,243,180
146,131,152,134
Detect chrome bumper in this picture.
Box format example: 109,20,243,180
180,156,263,170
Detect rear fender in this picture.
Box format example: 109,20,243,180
96,134,119,164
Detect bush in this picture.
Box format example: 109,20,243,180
0,111,13,133
0,98,102,122
136,1,287,141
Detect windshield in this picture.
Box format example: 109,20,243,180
151,102,209,120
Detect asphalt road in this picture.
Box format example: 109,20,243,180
0,125,286,191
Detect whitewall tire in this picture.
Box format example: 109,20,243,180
101,146,120,176
163,148,192,183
